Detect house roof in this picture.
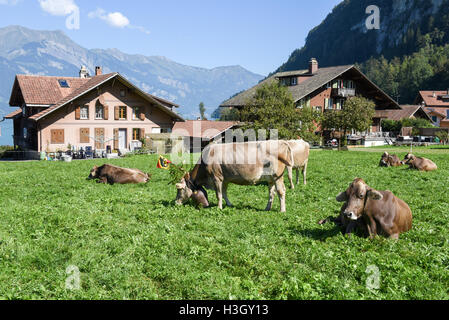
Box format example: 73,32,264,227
172,120,239,140
424,107,448,119
220,65,399,109
375,105,432,121
418,91,449,107
4,108,22,119
9,75,90,106
9,72,184,122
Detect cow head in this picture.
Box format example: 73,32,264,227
175,173,193,205
379,152,390,167
336,178,383,221
87,166,99,180
402,153,416,165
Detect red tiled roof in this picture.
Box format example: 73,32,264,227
424,106,449,119
11,75,90,106
4,108,22,119
30,73,117,120
375,105,431,121
419,91,449,107
173,120,238,139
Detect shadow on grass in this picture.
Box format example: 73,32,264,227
289,225,342,241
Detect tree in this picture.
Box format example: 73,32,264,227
297,106,322,143
199,102,207,120
219,107,240,121
322,96,375,147
435,130,449,144
240,81,303,139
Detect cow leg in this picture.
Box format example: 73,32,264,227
275,179,287,213
366,217,377,239
287,166,294,190
302,160,308,186
97,177,108,184
214,180,224,210
265,183,276,211
223,183,233,207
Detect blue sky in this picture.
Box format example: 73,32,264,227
0,0,342,75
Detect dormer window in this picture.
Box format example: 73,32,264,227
280,77,297,86
58,79,70,88
291,77,297,86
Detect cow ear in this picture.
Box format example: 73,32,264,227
184,172,190,180
368,190,383,201
336,191,348,202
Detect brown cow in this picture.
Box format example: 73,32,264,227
285,139,310,189
336,178,412,239
402,153,437,171
175,140,293,212
88,164,151,185
379,152,402,167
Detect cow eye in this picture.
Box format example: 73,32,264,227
358,194,364,199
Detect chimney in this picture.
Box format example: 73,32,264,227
79,66,89,78
309,58,318,74
95,66,102,76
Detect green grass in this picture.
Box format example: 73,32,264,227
0,146,448,300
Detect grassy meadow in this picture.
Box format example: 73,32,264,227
0,146,448,300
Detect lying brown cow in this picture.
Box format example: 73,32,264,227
402,153,437,171
379,152,402,167
335,178,412,239
88,164,151,185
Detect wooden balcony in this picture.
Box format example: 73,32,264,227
332,88,356,97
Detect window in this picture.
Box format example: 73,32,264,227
133,128,141,140
325,98,333,109
291,77,297,86
336,99,344,110
58,79,70,88
80,106,89,120
447,110,449,119
432,116,437,123
132,107,140,120
119,106,127,120
95,105,104,119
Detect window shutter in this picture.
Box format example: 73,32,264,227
95,128,105,149
115,106,120,120
75,106,81,120
113,128,119,149
51,129,64,144
324,98,329,109
80,128,90,143
140,128,145,140
104,105,109,120
139,111,145,121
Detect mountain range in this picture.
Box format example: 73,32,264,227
277,0,447,71
0,25,263,145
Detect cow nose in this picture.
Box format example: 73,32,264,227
344,211,353,218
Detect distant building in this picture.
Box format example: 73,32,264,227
6,66,184,152
173,120,240,153
375,105,432,122
220,58,400,135
415,90,449,128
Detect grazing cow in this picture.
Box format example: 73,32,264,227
175,140,293,212
402,153,437,171
379,152,402,167
335,178,412,239
285,139,310,189
88,164,151,185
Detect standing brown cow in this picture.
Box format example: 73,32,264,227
88,164,151,185
379,152,402,167
402,153,437,171
335,178,412,239
285,139,310,189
